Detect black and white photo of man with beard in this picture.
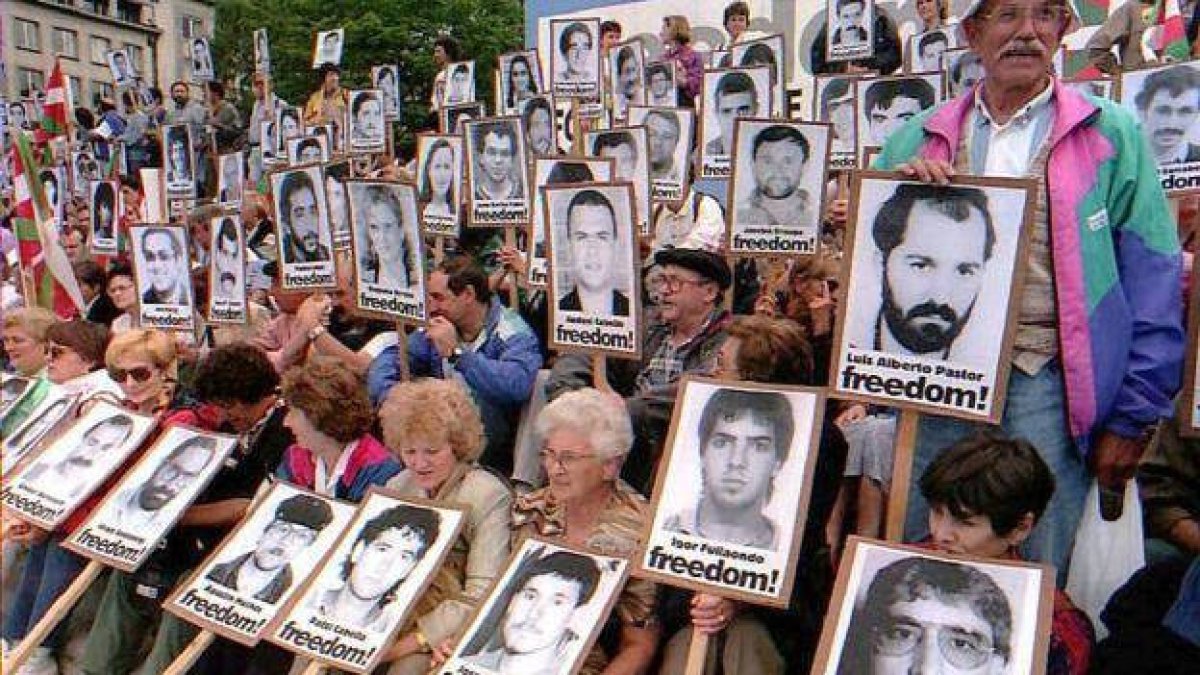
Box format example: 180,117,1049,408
731,121,829,255
137,226,192,306
103,434,219,534
275,168,332,264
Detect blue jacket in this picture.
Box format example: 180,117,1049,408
368,298,542,471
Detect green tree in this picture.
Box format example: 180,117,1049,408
212,0,523,157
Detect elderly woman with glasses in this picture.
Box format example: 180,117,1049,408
376,378,511,675
489,388,660,674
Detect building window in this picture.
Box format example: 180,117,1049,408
53,29,79,59
17,68,46,97
69,76,83,107
92,80,114,106
15,19,41,52
125,44,145,73
90,36,111,64
181,15,202,39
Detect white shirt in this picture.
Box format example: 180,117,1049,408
968,82,1055,178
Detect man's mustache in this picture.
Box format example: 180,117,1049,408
904,301,959,325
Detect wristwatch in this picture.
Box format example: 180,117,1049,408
307,325,327,342
448,345,465,365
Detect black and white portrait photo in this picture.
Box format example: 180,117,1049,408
217,152,244,205
610,40,645,120
6,99,31,131
271,165,337,290
1,402,155,529
254,28,271,75
416,134,463,237
639,378,823,606
731,34,786,118
529,158,614,288
439,539,629,675
442,61,477,107
162,124,195,196
261,121,279,166
71,151,100,196
37,167,65,231
645,61,677,107
729,120,831,256
856,75,942,151
191,38,215,83
313,28,345,68
277,106,304,155
348,180,427,323
289,135,328,165
131,225,196,331
521,94,560,157
826,0,875,62
106,49,136,88
372,65,401,119
545,183,640,359
465,117,531,226
90,180,119,254
944,49,985,100
700,67,772,179
499,50,543,115
1120,62,1200,193
441,102,485,134
208,215,247,323
323,161,352,249
550,18,602,99
813,538,1052,675
832,174,1035,422
1064,77,1115,101
65,427,236,571
909,28,956,74
0,376,34,422
815,76,859,170
348,89,387,153
628,106,694,202
1,391,77,475
166,483,354,645
270,494,465,673
586,127,650,238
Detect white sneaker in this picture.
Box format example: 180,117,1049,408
15,647,59,675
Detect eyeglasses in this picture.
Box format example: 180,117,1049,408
539,449,599,469
656,274,708,292
979,4,1070,29
266,520,317,543
872,621,997,670
108,365,156,383
46,344,76,360
143,251,178,263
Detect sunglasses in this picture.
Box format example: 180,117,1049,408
46,344,75,360
107,365,156,383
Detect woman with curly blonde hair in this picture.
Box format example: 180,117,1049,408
377,378,511,675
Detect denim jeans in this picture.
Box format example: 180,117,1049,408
904,360,1091,586
2,534,87,647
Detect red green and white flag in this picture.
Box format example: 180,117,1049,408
36,58,70,142
1153,0,1190,61
11,133,85,317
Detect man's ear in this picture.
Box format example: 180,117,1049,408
961,18,981,51
1004,512,1036,548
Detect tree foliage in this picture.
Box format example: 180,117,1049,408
211,0,524,156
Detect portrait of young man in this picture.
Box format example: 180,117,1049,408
137,226,192,306
313,29,344,68
274,167,333,264
323,161,352,246
103,434,220,534
1129,63,1200,167
3,396,73,472
108,49,135,86
912,29,952,73
350,181,422,290
206,493,335,604
645,61,676,107
349,90,386,151
162,124,194,193
191,38,215,82
733,122,827,245
218,152,243,204
635,107,687,187
309,504,440,632
468,119,527,202
91,181,117,243
522,95,560,157
611,43,645,119
462,550,602,674
946,50,985,99
818,76,858,162
858,76,939,148
443,62,476,106
827,0,874,58
21,414,137,503
834,555,1015,675
210,216,245,306
703,69,763,159
663,388,794,551
554,188,631,318
290,136,327,165
588,127,650,235
552,19,600,97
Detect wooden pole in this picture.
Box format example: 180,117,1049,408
5,561,104,671
433,236,446,265
161,630,216,675
591,353,611,393
504,227,520,310
684,630,711,675
300,660,325,675
396,326,411,382
884,409,921,541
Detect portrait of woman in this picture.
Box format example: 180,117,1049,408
505,53,540,112
420,138,458,221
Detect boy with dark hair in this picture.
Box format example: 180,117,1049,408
919,433,1094,675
